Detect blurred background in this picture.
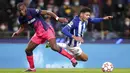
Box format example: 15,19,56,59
0,0,130,68
0,0,130,43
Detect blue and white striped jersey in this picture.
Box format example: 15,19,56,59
62,16,103,47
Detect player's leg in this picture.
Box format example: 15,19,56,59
48,42,88,61
56,43,88,61
75,52,88,61
25,40,38,72
45,26,77,67
48,38,77,67
66,47,88,61
25,34,41,72
57,43,74,56
46,42,75,59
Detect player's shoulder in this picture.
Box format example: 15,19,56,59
18,16,24,20
27,8,41,13
18,16,26,24
67,16,79,27
70,16,80,26
27,8,35,11
73,16,80,20
73,16,80,22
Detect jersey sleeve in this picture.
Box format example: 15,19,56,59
88,18,104,23
18,17,25,25
29,8,42,15
62,20,75,38
66,20,75,29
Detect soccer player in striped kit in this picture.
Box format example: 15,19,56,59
12,2,77,72
56,7,113,62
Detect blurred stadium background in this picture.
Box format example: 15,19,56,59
0,0,130,41
0,0,130,73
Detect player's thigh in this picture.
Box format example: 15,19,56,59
31,33,43,44
26,34,40,51
48,38,56,47
67,46,82,56
46,27,56,41
26,40,39,52
48,38,60,51
77,52,88,61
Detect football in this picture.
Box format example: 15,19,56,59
102,62,114,72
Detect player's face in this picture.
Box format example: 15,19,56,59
83,12,90,21
18,5,27,16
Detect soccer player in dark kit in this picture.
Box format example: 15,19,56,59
12,2,77,72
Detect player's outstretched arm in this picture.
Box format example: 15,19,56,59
40,10,68,23
89,16,113,23
103,16,113,20
12,24,25,37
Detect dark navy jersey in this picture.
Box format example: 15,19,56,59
18,8,49,30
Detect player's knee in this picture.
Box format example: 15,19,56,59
25,48,32,53
81,56,88,62
50,44,58,51
82,57,88,62
25,48,33,56
84,57,88,61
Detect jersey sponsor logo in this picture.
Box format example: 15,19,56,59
28,18,36,24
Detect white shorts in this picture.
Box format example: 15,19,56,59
57,43,83,56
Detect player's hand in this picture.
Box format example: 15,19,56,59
12,32,18,38
58,18,68,23
103,16,113,20
72,35,84,43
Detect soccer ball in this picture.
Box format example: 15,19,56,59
102,62,114,72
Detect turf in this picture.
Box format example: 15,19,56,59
0,68,130,73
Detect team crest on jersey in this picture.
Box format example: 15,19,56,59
36,9,40,13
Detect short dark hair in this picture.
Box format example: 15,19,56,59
17,2,26,10
79,7,91,14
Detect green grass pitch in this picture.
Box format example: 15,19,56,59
0,68,130,73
